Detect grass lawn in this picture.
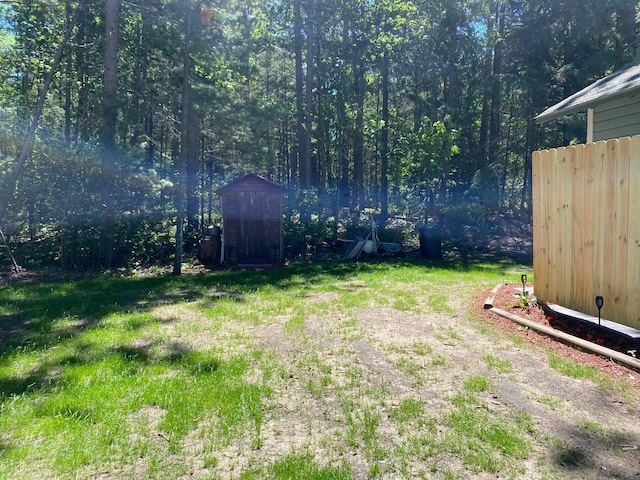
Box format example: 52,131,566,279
0,258,638,479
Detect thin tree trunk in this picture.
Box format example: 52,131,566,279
353,59,365,211
101,0,119,268
64,0,73,149
75,4,89,144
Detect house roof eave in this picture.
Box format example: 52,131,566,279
536,86,640,123
535,61,640,124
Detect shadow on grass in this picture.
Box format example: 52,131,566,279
549,421,640,475
0,331,222,398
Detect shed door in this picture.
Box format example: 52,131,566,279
239,192,269,263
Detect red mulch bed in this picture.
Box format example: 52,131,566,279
474,284,640,392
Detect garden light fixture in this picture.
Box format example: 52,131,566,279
521,274,527,296
595,296,604,328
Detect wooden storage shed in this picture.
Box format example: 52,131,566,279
216,173,286,266
536,60,640,142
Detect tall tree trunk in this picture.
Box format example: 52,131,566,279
75,4,89,144
477,2,495,170
101,0,119,268
337,16,350,211
380,50,389,224
186,105,200,239
64,0,73,149
353,58,365,211
315,35,328,190
293,0,306,189
174,2,194,275
304,0,314,188
488,32,503,165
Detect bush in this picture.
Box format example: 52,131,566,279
283,217,334,256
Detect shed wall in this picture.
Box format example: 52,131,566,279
533,136,640,329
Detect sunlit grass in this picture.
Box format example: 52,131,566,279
0,288,268,478
546,351,638,402
445,401,532,473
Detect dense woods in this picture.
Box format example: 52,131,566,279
0,0,637,270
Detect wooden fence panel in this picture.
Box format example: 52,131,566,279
627,136,640,325
592,141,607,315
561,146,574,307
539,149,551,301
571,144,586,310
614,137,630,321
548,148,559,303
602,139,618,320
533,135,640,330
532,150,542,297
581,143,596,314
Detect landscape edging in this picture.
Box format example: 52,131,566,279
484,285,640,373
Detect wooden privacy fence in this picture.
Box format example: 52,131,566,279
532,136,640,330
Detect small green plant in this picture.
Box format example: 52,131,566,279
513,290,536,309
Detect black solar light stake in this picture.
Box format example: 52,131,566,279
595,296,604,328
521,274,527,296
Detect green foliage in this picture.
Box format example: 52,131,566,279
440,203,495,242
14,214,174,270
283,216,335,256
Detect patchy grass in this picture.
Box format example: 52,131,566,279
1,259,638,479
484,354,514,374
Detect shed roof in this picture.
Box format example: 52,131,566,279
536,62,640,123
216,173,286,195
